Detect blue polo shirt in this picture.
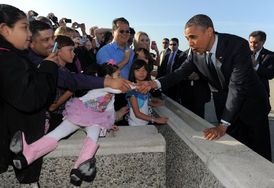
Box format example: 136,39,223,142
96,42,134,79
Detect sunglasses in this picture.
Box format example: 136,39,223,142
169,43,177,46
119,30,130,34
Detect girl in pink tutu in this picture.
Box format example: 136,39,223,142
10,62,122,186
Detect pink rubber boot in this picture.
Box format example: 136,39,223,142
10,131,58,169
70,137,99,186
74,137,99,169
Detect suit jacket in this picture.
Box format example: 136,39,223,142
158,33,270,124
255,48,274,96
159,48,171,66
157,49,183,101
157,49,183,78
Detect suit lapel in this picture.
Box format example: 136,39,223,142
172,50,182,70
215,33,225,66
258,48,269,65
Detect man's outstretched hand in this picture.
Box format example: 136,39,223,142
135,81,158,93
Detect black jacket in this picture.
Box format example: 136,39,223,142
255,48,274,96
158,33,270,124
0,37,58,177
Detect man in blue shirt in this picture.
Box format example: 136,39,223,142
96,17,134,79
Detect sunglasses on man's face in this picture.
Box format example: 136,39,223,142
169,43,177,46
119,30,130,34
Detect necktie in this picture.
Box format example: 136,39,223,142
206,53,222,90
251,52,257,66
166,52,175,73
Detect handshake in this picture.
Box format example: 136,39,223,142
129,81,158,93
108,77,158,94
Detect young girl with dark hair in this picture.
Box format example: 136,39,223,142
127,59,168,126
10,63,122,186
0,4,58,187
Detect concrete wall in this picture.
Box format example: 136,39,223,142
154,97,274,188
2,96,274,188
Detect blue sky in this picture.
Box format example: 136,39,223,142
2,0,274,51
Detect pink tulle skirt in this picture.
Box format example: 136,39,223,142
63,98,115,129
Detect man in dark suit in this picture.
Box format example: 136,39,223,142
159,38,170,66
157,38,183,102
149,14,271,161
249,30,274,97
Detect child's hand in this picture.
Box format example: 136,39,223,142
155,116,168,124
111,125,119,131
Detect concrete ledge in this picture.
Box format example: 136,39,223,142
48,125,166,157
154,97,274,188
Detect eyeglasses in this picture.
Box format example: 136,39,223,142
169,43,177,46
119,30,130,34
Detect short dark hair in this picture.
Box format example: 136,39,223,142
103,31,113,44
29,20,52,39
0,4,26,27
97,63,119,77
249,30,266,42
112,17,129,31
36,16,52,27
163,38,169,41
130,27,135,35
170,38,179,44
135,47,151,59
185,14,214,30
55,35,74,49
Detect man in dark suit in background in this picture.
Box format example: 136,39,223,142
176,49,211,118
249,30,274,97
149,14,271,161
159,38,170,66
157,38,183,102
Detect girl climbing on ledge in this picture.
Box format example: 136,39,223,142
10,62,123,186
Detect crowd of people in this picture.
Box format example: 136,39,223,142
1,3,274,187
